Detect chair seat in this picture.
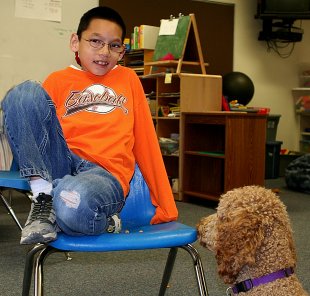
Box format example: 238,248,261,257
49,222,197,252
0,170,30,191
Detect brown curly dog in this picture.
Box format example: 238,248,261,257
197,185,308,296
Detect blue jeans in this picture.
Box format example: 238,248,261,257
1,80,124,235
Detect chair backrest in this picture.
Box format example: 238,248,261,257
120,165,155,229
10,158,19,171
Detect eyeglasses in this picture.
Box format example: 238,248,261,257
83,38,125,53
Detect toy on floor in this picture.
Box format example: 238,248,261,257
196,185,308,296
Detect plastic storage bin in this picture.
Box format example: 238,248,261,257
266,114,281,141
265,141,283,179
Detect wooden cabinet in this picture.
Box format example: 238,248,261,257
139,74,222,200
180,112,267,202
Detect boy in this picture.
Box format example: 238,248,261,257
2,6,178,244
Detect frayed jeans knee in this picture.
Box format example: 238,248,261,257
1,80,124,235
53,167,124,235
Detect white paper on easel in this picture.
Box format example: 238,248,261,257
158,19,179,36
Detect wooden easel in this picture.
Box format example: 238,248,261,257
145,13,208,74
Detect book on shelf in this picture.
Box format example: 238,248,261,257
130,25,159,50
132,26,140,50
139,25,159,49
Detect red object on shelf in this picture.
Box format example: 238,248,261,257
222,96,230,111
256,107,270,114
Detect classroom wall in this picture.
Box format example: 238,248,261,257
201,0,310,151
0,0,98,98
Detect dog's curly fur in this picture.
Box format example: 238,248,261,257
197,185,308,295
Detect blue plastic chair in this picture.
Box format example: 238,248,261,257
22,165,209,296
0,160,31,230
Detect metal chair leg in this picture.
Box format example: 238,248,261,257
159,247,178,296
159,244,209,296
22,244,46,296
23,245,72,296
0,191,23,230
181,244,209,296
33,246,58,296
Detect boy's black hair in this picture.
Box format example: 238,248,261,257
77,6,126,41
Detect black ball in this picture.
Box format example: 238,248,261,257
223,72,255,105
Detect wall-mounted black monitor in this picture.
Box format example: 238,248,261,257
256,0,310,42
256,0,310,20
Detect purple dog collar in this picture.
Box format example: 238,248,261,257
227,267,294,295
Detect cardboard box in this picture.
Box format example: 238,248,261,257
180,74,222,112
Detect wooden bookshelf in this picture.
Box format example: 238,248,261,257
181,112,267,201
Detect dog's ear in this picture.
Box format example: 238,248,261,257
196,214,217,252
215,211,265,284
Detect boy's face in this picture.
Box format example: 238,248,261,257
70,18,125,76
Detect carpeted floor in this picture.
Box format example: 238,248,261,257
0,177,309,296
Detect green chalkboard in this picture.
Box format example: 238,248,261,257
153,15,191,61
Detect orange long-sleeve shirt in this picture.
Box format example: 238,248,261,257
42,65,178,224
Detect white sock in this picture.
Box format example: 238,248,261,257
30,178,53,198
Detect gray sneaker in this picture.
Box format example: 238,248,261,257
20,193,57,245
107,214,122,233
